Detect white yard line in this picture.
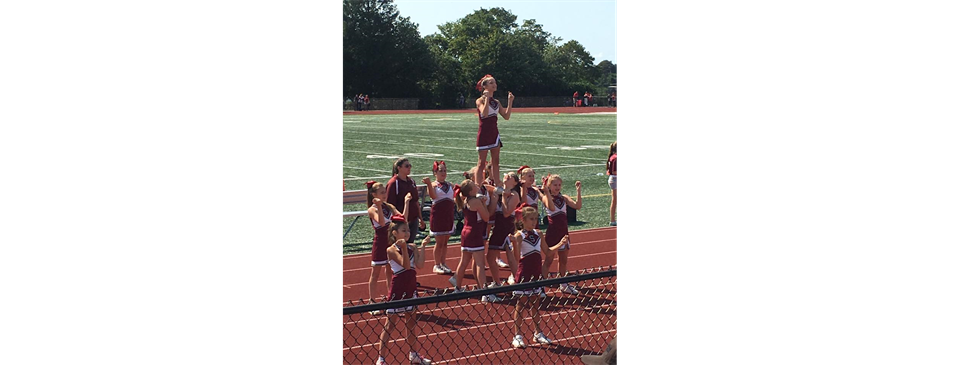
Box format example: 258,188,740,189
343,125,616,142
341,163,606,182
343,140,599,161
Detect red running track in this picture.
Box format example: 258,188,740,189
343,227,617,365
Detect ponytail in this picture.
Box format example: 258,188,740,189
606,141,617,173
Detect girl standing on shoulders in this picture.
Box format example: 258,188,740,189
475,74,514,188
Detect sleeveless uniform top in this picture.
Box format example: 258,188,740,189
460,195,488,249
544,194,570,250
370,204,395,265
388,242,417,275
519,229,542,258
524,187,540,207
476,99,502,150
429,181,456,235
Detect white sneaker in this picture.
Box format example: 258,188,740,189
409,352,432,365
440,263,453,274
539,290,547,299
375,356,388,365
560,283,580,295
448,277,457,287
496,257,509,268
533,332,553,345
369,310,382,315
511,334,526,348
433,265,446,274
481,294,502,303
507,274,516,285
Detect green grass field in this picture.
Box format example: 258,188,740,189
342,112,617,254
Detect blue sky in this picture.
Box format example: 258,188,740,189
393,0,616,65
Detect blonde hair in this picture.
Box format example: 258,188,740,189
515,206,538,231
545,174,563,195
455,179,476,211
366,182,397,212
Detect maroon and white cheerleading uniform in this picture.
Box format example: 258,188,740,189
513,229,544,296
370,205,395,266
524,187,540,211
429,181,456,236
459,198,488,252
487,198,516,251
386,242,418,314
481,184,495,225
480,182,502,225
476,99,503,151
545,195,571,251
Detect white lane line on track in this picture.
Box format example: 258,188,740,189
341,227,617,259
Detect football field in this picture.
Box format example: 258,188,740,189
342,111,617,254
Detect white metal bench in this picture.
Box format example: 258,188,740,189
342,186,427,239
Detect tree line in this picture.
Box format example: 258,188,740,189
343,0,616,108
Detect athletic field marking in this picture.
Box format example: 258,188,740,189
423,118,459,121
343,140,599,161
581,192,612,198
342,150,477,166
340,132,610,150
343,125,615,142
343,166,392,173
342,163,607,182
343,120,361,123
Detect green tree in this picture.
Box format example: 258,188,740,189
343,0,435,98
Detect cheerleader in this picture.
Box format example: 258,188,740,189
539,174,583,295
607,141,617,226
449,178,497,299
422,161,454,275
509,205,568,349
517,166,543,211
486,172,521,289
375,215,433,365
367,181,414,303
474,74,514,187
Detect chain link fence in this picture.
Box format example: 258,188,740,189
343,267,617,365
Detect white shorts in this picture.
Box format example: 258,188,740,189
608,174,617,190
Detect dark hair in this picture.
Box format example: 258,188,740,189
606,141,617,172
367,182,397,212
392,157,411,176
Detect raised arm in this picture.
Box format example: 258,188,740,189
540,186,555,211
476,91,491,116
499,91,514,120
398,239,411,270
415,235,429,269
564,181,583,210
367,198,385,226
422,177,437,200
501,192,519,218
400,192,414,221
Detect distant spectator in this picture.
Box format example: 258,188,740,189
355,94,362,111
364,94,370,111
611,92,616,107
583,92,589,108
458,92,465,108
587,92,594,106
345,97,352,110
573,91,580,107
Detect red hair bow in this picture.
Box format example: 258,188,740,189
453,184,461,197
366,180,377,189
390,214,406,223
433,160,445,172
514,202,535,219
476,74,493,91
517,165,530,174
